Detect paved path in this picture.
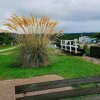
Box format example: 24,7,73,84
83,56,100,64
0,46,17,53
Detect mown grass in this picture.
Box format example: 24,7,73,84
0,47,100,80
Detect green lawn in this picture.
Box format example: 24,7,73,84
0,47,100,80
0,45,13,50
0,47,18,54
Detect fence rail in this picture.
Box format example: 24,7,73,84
61,40,78,54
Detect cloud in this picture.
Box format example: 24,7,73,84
0,0,100,33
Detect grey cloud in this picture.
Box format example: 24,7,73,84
0,0,100,33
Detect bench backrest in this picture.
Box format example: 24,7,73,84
15,76,100,100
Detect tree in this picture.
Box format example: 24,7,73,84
0,33,15,44
92,32,100,39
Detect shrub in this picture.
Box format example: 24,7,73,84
83,45,90,56
92,32,100,39
0,15,63,68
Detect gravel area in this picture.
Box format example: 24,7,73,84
83,56,100,64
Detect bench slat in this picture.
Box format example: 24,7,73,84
15,76,100,94
16,86,100,100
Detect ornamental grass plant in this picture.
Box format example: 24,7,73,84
0,15,63,68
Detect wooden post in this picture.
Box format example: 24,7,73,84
65,40,67,51
75,40,77,54
70,41,72,52
61,40,63,50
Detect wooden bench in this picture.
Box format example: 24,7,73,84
15,76,100,100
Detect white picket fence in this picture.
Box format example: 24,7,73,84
61,40,78,54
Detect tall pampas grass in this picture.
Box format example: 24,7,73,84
0,15,63,68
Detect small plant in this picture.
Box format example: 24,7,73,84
83,45,90,56
1,15,63,68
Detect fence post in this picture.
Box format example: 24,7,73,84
65,40,67,51
70,41,72,52
75,40,77,54
61,40,63,50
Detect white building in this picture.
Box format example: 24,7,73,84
79,36,91,44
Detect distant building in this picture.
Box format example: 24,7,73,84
79,36,91,44
79,36,99,44
97,39,100,45
90,38,97,43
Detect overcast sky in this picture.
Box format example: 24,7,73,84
0,0,100,33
